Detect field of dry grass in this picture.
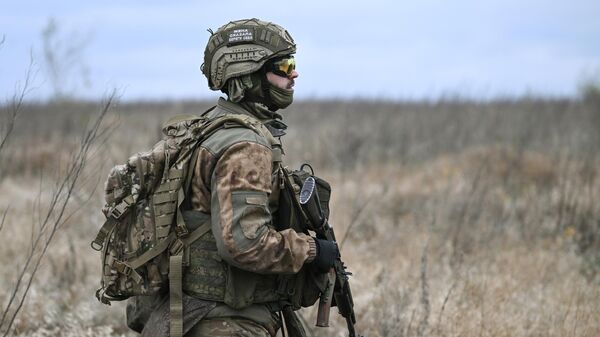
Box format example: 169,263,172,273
0,96,599,337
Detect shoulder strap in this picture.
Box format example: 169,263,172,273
170,112,288,337
194,113,262,139
167,112,261,337
168,220,211,337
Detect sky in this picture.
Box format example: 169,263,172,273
1,0,599,101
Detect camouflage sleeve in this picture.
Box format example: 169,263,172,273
210,140,317,274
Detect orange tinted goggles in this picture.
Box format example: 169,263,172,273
269,57,296,77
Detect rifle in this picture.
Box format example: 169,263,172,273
299,176,362,337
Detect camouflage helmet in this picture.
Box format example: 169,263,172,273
202,18,296,90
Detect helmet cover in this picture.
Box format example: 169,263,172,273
202,18,296,90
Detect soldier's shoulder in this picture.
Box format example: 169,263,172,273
201,124,270,156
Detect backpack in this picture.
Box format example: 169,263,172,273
91,112,262,336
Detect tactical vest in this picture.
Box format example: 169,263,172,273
180,116,294,309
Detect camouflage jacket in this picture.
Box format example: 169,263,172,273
140,98,317,337
189,97,316,276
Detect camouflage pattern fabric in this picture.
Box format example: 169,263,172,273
184,318,271,337
143,98,318,336
203,303,281,336
188,97,316,274
202,18,296,90
140,292,216,337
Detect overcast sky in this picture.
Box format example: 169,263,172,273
1,0,599,101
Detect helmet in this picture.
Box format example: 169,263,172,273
202,18,296,91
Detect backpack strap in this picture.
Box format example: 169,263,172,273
168,221,212,337
168,142,201,337
91,195,135,251
167,113,266,337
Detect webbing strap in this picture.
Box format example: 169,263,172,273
155,214,174,227
156,225,171,238
90,217,117,251
155,201,177,216
168,168,185,179
169,253,184,337
196,114,261,140
153,191,178,204
128,231,177,270
272,147,283,163
112,260,143,283
136,156,146,192
166,222,211,337
162,112,261,337
184,146,202,199
91,193,135,251
126,220,211,272
155,180,182,193
181,221,211,245
175,188,188,237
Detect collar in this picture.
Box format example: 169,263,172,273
207,97,288,136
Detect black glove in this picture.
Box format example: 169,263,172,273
312,238,339,273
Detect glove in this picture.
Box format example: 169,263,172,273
312,238,339,273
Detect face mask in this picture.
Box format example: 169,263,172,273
268,84,294,109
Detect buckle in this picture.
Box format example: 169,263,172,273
113,260,129,275
112,260,133,280
109,207,123,219
175,225,189,238
278,167,285,189
113,260,142,283
109,200,130,219
90,240,103,251
169,238,184,255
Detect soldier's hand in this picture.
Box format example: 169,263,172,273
312,238,339,273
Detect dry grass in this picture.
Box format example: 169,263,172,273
0,97,599,336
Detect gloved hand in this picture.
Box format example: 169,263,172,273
312,238,339,273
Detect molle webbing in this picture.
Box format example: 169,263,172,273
153,167,185,240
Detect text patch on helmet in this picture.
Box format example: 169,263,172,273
228,28,254,44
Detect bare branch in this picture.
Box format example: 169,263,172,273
59,173,102,230
0,91,116,336
0,55,35,155
0,206,8,233
478,278,487,337
339,196,373,251
406,308,416,337
435,279,457,334
416,241,430,337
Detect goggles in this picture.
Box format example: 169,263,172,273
268,57,296,77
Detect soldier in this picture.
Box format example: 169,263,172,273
139,18,339,337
